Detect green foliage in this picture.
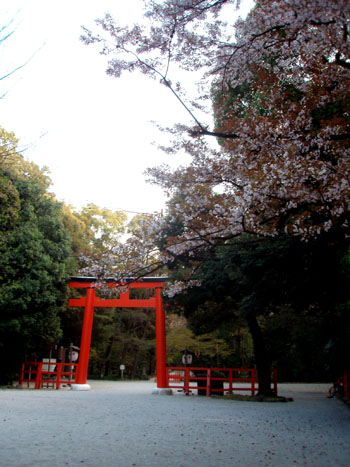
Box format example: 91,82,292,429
0,173,20,229
87,303,156,380
0,128,52,188
59,203,131,352
166,314,237,367
164,232,350,382
76,203,127,252
0,129,73,383
60,204,92,258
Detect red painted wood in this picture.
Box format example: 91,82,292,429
69,297,156,308
68,280,165,289
75,287,95,384
155,287,168,388
68,278,169,389
20,362,77,389
166,367,278,396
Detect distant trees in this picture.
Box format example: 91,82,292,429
166,313,246,368
87,303,157,380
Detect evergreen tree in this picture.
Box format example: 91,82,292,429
0,129,73,383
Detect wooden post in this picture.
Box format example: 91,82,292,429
206,368,211,397
56,363,62,390
155,287,168,389
35,362,42,389
185,367,190,396
75,287,96,385
19,363,24,388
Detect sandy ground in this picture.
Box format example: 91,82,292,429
0,380,349,467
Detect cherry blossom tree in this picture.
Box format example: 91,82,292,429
82,0,350,251
82,1,350,394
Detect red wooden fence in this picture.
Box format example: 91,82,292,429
166,367,278,396
19,361,77,389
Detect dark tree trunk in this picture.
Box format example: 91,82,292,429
130,346,140,380
130,325,149,379
102,336,115,378
246,312,273,396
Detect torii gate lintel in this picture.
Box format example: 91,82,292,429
68,277,169,392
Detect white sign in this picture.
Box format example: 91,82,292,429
182,354,193,365
70,351,79,362
120,364,125,370
42,358,56,372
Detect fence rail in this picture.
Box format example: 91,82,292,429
19,361,78,389
167,367,278,396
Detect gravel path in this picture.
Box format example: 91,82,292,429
0,381,349,466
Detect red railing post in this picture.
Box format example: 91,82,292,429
273,368,278,396
185,367,190,396
75,287,96,385
56,363,62,390
35,363,42,389
206,369,211,397
19,363,24,388
229,369,233,395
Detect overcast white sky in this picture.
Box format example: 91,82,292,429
0,0,253,216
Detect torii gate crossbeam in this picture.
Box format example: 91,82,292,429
68,277,171,394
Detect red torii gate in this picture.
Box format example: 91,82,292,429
68,276,172,394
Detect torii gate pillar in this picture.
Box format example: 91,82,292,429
73,286,95,390
152,287,172,395
68,277,172,394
